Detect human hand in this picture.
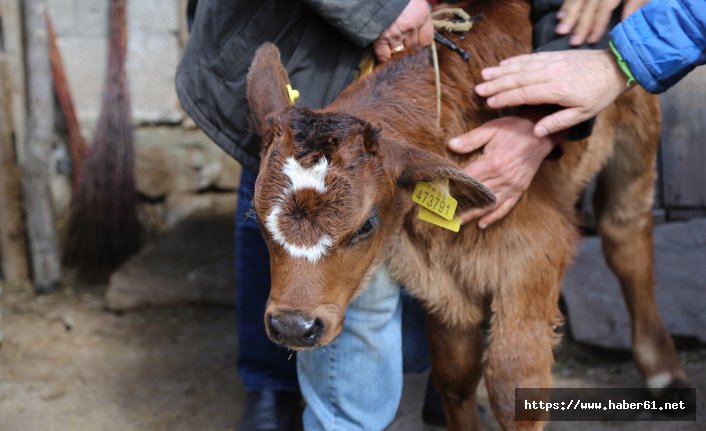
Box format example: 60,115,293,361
620,0,649,19
475,49,629,137
373,0,434,63
448,117,554,228
556,0,649,46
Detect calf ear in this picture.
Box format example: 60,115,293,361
247,43,291,133
386,141,496,212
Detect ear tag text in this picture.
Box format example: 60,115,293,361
286,84,300,105
412,180,458,220
413,180,461,232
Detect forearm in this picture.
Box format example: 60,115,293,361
610,0,706,93
303,0,409,47
527,0,621,141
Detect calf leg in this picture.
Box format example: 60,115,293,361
484,280,561,431
593,149,688,392
427,314,485,431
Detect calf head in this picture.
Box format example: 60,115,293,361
247,43,495,350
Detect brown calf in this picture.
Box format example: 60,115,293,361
246,0,688,429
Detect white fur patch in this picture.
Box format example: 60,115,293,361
264,157,332,262
265,206,333,263
647,372,673,389
635,342,658,368
283,156,328,193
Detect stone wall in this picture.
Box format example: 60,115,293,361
48,0,184,130
134,128,241,231
46,0,241,228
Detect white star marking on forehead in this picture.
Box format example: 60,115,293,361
283,156,328,192
264,157,332,262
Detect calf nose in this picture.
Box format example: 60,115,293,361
268,312,324,348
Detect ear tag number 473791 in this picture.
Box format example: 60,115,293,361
412,180,461,232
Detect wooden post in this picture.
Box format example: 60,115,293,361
1,0,27,163
22,0,61,293
0,58,30,284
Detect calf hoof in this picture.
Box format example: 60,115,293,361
649,376,695,416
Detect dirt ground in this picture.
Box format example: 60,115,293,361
1,283,243,431
1,282,704,431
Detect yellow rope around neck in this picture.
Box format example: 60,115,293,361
431,41,442,129
355,7,475,129
431,8,474,32
430,8,474,129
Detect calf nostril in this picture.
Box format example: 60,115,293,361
303,318,324,342
267,314,281,340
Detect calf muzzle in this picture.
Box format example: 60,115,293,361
267,311,325,348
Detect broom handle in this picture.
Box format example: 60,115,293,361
106,0,128,101
47,14,88,190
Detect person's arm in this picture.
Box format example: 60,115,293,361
610,0,706,94
303,0,434,62
555,0,648,46
303,0,408,47
475,48,627,138
446,0,608,228
453,0,706,228
474,0,706,136
448,116,555,228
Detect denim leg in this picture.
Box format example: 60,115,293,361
298,266,403,431
235,169,299,392
401,291,430,375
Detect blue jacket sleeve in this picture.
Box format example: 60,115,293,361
610,0,706,93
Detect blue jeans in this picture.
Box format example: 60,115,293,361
235,169,299,392
298,266,404,431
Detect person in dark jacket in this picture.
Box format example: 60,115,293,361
178,1,433,430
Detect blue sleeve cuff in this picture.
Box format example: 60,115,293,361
609,0,706,94
610,24,662,93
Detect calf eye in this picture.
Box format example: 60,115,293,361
348,212,379,246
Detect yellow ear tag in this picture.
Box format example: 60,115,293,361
418,208,461,232
413,180,462,232
286,84,300,105
412,180,458,220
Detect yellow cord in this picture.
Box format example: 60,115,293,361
353,7,475,129
431,41,441,129
430,8,474,129
431,8,474,33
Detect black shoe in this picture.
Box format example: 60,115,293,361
238,390,302,431
422,380,446,428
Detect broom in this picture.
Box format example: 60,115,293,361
48,15,88,190
65,0,141,276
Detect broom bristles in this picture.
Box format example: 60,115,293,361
65,0,141,276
